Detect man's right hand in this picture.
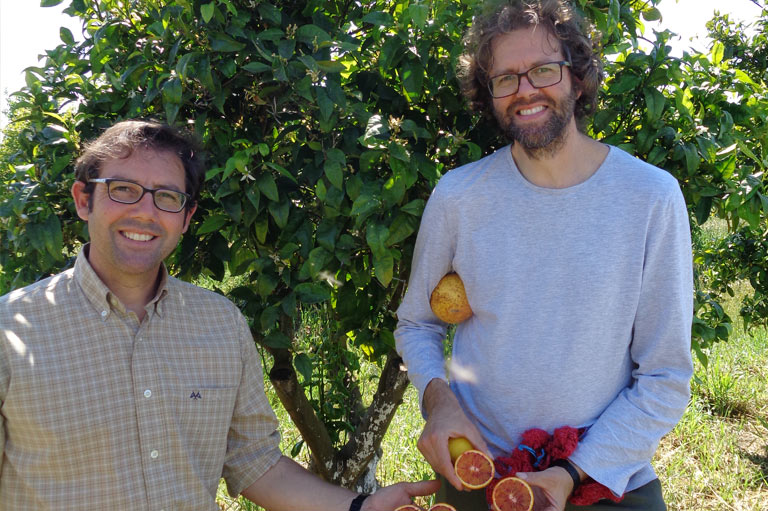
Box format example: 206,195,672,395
418,378,491,491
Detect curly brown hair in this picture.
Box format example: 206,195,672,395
457,0,602,124
75,119,205,211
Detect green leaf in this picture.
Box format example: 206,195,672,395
408,4,429,28
711,41,725,65
198,214,229,234
324,148,346,189
295,282,331,303
263,331,292,349
162,77,183,104
268,200,290,228
296,24,331,45
317,60,346,73
372,251,394,287
256,173,279,201
41,0,64,5
362,11,394,27
400,199,426,217
201,2,215,23
243,62,271,74
641,7,662,21
211,34,246,52
293,353,313,382
366,222,389,256
643,88,666,123
350,193,379,217
60,27,75,45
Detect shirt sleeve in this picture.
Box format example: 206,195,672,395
395,186,456,414
222,310,282,497
568,185,694,495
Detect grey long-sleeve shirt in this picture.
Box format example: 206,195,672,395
395,145,693,496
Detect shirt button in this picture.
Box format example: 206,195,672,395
144,390,152,398
101,310,108,317
150,450,159,459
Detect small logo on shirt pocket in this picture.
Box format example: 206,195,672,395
190,391,202,400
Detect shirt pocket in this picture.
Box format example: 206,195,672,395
167,385,238,483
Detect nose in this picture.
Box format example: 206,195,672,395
131,190,159,217
516,75,537,95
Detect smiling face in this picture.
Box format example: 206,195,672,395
489,26,581,159
72,148,196,288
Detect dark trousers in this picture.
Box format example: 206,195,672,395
435,475,666,511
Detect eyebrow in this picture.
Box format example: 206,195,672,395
491,58,565,77
102,176,185,193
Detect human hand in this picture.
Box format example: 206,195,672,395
418,379,491,491
361,479,441,511
514,468,572,511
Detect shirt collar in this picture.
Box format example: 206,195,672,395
74,244,171,320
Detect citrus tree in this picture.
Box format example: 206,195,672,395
1,0,766,489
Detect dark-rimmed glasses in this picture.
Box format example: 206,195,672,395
89,178,191,213
488,61,572,98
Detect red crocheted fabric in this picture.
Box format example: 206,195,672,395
485,426,624,506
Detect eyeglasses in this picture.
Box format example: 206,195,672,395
89,178,191,213
488,61,572,98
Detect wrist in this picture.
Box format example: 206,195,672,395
423,378,453,416
551,459,583,494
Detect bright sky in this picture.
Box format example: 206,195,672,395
0,0,764,131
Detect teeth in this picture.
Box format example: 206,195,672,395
519,105,546,116
123,231,154,242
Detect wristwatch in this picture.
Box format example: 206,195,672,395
349,493,370,511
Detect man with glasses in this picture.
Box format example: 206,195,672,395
395,1,693,510
0,120,439,510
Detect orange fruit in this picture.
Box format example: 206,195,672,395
394,505,421,511
428,504,457,511
430,273,473,323
448,436,474,462
454,449,494,489
491,476,534,511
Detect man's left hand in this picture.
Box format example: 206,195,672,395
362,479,441,510
514,468,572,511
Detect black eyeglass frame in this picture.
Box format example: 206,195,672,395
88,178,192,213
487,60,572,99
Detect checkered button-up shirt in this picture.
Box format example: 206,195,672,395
0,247,282,510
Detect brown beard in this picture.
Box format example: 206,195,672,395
496,88,578,160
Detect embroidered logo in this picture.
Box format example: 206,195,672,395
190,391,202,400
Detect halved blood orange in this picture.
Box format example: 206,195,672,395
394,505,421,511
491,476,534,511
454,449,494,489
428,504,457,511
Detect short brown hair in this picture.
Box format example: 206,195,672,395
74,119,205,210
458,0,603,124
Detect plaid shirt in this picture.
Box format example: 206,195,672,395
0,247,282,510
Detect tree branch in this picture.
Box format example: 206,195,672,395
334,350,410,487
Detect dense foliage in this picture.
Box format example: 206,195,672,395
1,0,766,489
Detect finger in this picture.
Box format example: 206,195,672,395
403,479,442,497
464,429,491,458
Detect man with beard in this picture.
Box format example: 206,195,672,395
394,1,693,510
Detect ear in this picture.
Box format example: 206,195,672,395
71,181,91,221
181,202,197,233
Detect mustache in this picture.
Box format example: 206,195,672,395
506,94,554,114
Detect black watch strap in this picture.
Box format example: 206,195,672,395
551,458,581,492
349,493,370,511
